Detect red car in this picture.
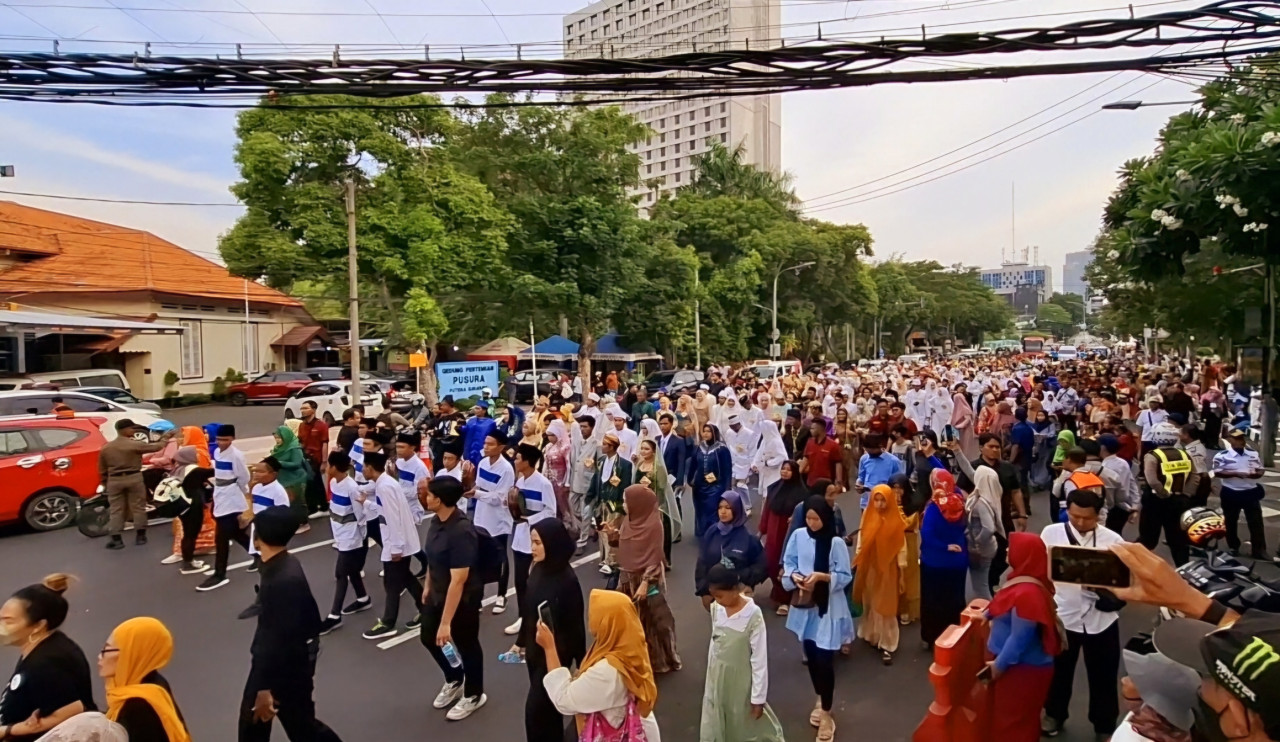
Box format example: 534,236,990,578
226,371,314,406
0,416,108,531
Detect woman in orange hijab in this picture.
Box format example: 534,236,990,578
538,589,661,740
853,484,907,665
100,617,191,742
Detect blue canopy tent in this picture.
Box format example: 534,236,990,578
519,334,580,362
591,332,662,373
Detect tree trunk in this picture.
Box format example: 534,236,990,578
377,278,402,342
578,325,596,396
421,343,440,406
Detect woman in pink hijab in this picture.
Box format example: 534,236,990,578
950,382,979,460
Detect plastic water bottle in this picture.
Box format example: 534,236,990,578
441,641,462,669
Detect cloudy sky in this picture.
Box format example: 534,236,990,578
0,0,1208,287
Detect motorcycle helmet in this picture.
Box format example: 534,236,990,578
147,419,176,433
410,393,425,405
1180,506,1226,546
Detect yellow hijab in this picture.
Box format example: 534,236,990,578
579,589,658,718
104,617,191,742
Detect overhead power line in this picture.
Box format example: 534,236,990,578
0,0,1270,103
0,188,239,206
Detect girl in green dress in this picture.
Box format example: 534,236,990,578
700,564,785,742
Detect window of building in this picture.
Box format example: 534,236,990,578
687,125,695,135
566,25,573,35
660,133,666,142
719,117,727,128
674,172,681,183
642,8,649,19
660,161,666,171
579,35,585,44
591,29,598,39
179,319,203,379
674,157,681,167
720,133,727,143
578,19,584,30
673,142,680,153
659,146,666,156
704,121,711,132
646,164,652,174
673,114,680,124
720,102,727,113
629,13,636,24
616,20,622,30
646,150,652,160
705,105,712,117
242,322,259,374
603,8,610,20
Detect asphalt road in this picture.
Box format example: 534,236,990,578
165,403,288,440
11,482,1263,742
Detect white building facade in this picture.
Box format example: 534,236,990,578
563,0,782,206
1063,249,1092,298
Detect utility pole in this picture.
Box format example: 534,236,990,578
345,180,361,404
771,261,816,360
529,318,538,389
694,270,702,369
1265,263,1277,466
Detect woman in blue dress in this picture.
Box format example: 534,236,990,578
688,423,733,539
782,496,854,742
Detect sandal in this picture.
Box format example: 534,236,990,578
809,699,822,728
818,711,837,741
777,605,790,616
882,650,894,666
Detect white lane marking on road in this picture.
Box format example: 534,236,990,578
1264,505,1280,519
377,551,602,650
224,538,337,571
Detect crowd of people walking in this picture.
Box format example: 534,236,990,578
21,350,1272,741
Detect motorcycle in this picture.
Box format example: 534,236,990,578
1157,508,1280,619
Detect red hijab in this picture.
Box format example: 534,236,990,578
929,469,966,523
988,532,1062,656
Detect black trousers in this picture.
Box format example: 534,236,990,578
365,519,382,547
380,559,423,626
987,533,1009,595
512,550,533,649
178,500,206,563
420,595,484,698
304,462,327,514
1104,507,1132,541
329,547,369,617
525,665,571,742
1137,492,1191,566
239,652,342,742
1043,620,1121,735
212,513,251,579
494,534,511,597
1221,486,1267,556
803,640,835,711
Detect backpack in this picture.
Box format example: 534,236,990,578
473,524,505,585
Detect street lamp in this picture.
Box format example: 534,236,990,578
771,261,816,359
1101,99,1199,111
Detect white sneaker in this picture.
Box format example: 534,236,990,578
446,694,487,721
504,617,522,636
433,680,463,709
491,596,507,614
598,563,613,575
160,554,183,565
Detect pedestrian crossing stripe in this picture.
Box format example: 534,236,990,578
1264,505,1280,519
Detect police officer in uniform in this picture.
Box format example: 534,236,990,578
1139,440,1197,566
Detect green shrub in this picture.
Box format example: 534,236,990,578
223,367,247,384
163,369,180,387
1196,346,1216,358
212,376,227,399
180,393,212,406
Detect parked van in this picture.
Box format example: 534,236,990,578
0,369,130,393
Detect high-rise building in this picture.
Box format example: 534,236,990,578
562,0,782,206
1063,249,1092,298
980,262,1053,315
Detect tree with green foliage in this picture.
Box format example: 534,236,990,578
219,95,513,400
1047,292,1086,327
1035,303,1075,339
448,96,657,383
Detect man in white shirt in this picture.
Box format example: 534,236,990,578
1040,486,1125,739
579,392,602,423
608,406,638,462
1213,429,1267,559
320,450,370,634
501,444,558,646
1136,396,1171,451
394,431,432,576
723,413,760,512
1099,434,1140,538
235,457,293,620
362,451,424,640
199,424,251,593
435,440,468,484
467,432,515,614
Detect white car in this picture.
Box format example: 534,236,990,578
0,390,162,440
283,381,384,425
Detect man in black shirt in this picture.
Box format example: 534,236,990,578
419,477,486,722
335,407,362,456
239,506,343,742
952,433,1028,594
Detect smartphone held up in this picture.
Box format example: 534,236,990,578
1048,545,1131,589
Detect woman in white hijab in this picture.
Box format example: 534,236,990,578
927,381,954,432
38,713,127,742
966,467,1005,601
751,419,788,495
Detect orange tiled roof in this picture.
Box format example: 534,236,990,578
0,201,301,307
